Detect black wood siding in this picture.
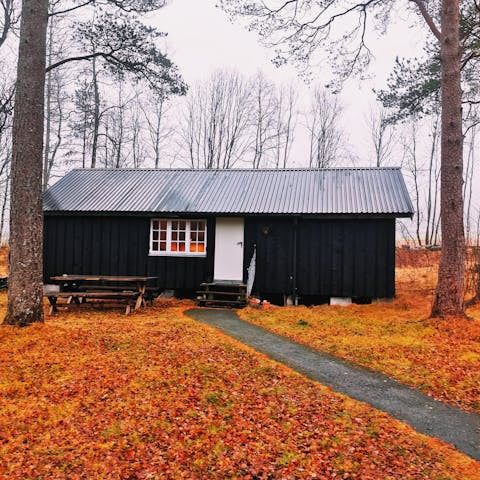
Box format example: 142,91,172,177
44,214,395,299
243,218,294,294
244,217,395,299
44,215,215,289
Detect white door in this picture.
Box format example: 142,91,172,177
214,217,244,281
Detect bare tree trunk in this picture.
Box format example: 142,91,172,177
432,0,465,317
405,122,422,246
4,0,48,326
366,104,395,167
81,109,87,168
0,173,9,244
425,112,440,246
282,85,297,168
306,88,343,168
0,0,14,49
464,126,476,243
91,57,100,168
42,17,66,189
179,70,252,169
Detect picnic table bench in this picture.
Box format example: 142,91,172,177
45,275,158,315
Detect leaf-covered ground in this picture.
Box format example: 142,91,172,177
0,295,479,479
240,264,480,414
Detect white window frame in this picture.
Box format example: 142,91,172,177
149,219,207,257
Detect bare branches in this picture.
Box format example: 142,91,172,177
220,0,390,83
0,84,14,134
177,70,298,170
50,0,168,16
410,0,441,41
305,87,344,168
365,104,396,167
49,1,95,17
178,70,252,169
0,0,17,49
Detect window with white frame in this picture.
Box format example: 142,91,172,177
150,219,207,256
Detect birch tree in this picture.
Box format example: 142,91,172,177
305,88,343,168
273,83,297,168
366,105,396,167
250,72,277,168
142,91,174,168
179,70,252,169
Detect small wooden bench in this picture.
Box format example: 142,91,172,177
46,291,140,315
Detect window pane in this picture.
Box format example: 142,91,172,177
151,219,206,255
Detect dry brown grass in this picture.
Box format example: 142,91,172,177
0,248,479,476
240,249,480,414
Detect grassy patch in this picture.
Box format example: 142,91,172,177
239,264,480,414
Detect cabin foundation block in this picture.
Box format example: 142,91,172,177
330,297,352,306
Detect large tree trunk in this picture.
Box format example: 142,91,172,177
3,0,49,326
431,0,465,317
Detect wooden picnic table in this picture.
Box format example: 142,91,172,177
47,275,158,314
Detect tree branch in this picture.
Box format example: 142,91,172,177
49,0,94,17
45,50,119,72
411,0,441,41
0,0,13,48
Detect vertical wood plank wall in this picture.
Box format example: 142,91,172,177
243,217,395,299
44,215,215,290
44,215,395,298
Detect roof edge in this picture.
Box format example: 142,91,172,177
67,166,404,173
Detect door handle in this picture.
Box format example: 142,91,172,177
237,241,243,247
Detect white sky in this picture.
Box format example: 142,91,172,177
149,0,430,166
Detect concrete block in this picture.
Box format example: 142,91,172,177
160,289,175,298
330,297,352,307
43,284,60,294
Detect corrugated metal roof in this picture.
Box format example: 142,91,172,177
43,168,414,216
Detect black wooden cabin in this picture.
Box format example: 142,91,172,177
43,168,413,303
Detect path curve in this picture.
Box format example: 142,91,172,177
186,308,480,461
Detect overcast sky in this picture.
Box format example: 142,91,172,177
149,0,429,167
